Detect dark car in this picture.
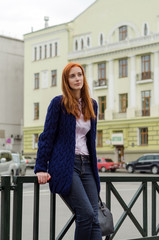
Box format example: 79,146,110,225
97,157,119,172
126,154,159,174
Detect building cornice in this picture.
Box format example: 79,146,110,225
97,116,159,127
68,33,159,61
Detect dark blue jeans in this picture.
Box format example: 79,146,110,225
62,155,102,240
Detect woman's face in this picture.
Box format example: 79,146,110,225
68,67,84,93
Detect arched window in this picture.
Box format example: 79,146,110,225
100,33,104,46
87,37,90,47
144,23,148,36
81,39,84,50
75,40,78,51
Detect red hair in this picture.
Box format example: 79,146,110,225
61,62,96,120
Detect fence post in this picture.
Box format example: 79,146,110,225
152,181,156,235
1,176,11,240
33,181,40,240
12,176,23,240
143,182,148,236
50,193,56,240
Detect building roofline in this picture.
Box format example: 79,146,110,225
24,21,72,37
0,34,24,42
24,1,96,37
72,0,97,22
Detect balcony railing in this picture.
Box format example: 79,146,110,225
136,72,153,82
142,109,150,116
98,113,105,120
94,79,108,88
135,110,150,117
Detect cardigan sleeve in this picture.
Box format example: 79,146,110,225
34,96,61,173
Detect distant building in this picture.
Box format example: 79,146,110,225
24,0,159,164
0,35,24,152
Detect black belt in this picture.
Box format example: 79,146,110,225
75,154,90,162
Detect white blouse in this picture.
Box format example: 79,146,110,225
75,99,91,155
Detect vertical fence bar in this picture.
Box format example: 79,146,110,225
143,182,148,236
12,177,23,240
33,182,40,240
152,181,156,235
50,193,56,240
106,182,111,209
1,176,11,240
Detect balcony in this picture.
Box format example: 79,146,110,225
136,72,153,83
93,79,108,88
135,109,150,117
98,113,105,120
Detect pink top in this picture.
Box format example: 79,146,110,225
75,99,91,155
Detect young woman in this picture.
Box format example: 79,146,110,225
34,62,102,240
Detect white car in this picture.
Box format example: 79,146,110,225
0,150,17,181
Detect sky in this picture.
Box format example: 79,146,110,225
0,0,96,40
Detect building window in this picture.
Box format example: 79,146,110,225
51,70,57,86
34,73,39,89
100,33,104,46
87,37,90,47
98,63,106,85
55,42,58,56
34,103,39,120
44,45,47,58
50,44,52,57
139,128,148,145
82,65,86,75
34,47,37,61
97,130,103,147
141,90,151,116
98,96,106,120
119,59,128,78
39,46,42,60
81,39,84,50
141,55,151,79
119,94,128,113
75,40,78,50
144,23,148,36
119,25,127,41
33,133,39,149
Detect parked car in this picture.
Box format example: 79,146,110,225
0,150,17,181
22,156,36,168
126,154,159,174
97,157,120,172
12,153,26,176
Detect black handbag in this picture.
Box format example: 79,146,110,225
98,196,114,237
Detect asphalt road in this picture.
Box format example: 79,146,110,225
4,168,159,240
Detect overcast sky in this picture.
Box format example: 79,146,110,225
0,0,96,39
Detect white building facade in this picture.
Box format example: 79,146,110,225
0,35,24,152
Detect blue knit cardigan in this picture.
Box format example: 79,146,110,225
34,95,100,195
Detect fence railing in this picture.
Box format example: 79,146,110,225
0,175,159,240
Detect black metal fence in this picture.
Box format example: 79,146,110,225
0,175,159,240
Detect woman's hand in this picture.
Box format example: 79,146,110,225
36,172,51,184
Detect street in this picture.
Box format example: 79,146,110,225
7,169,159,239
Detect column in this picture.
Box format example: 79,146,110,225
106,60,114,120
87,63,93,97
127,56,136,118
151,51,159,116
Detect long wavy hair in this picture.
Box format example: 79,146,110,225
61,62,96,120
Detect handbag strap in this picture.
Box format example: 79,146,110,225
98,195,105,208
